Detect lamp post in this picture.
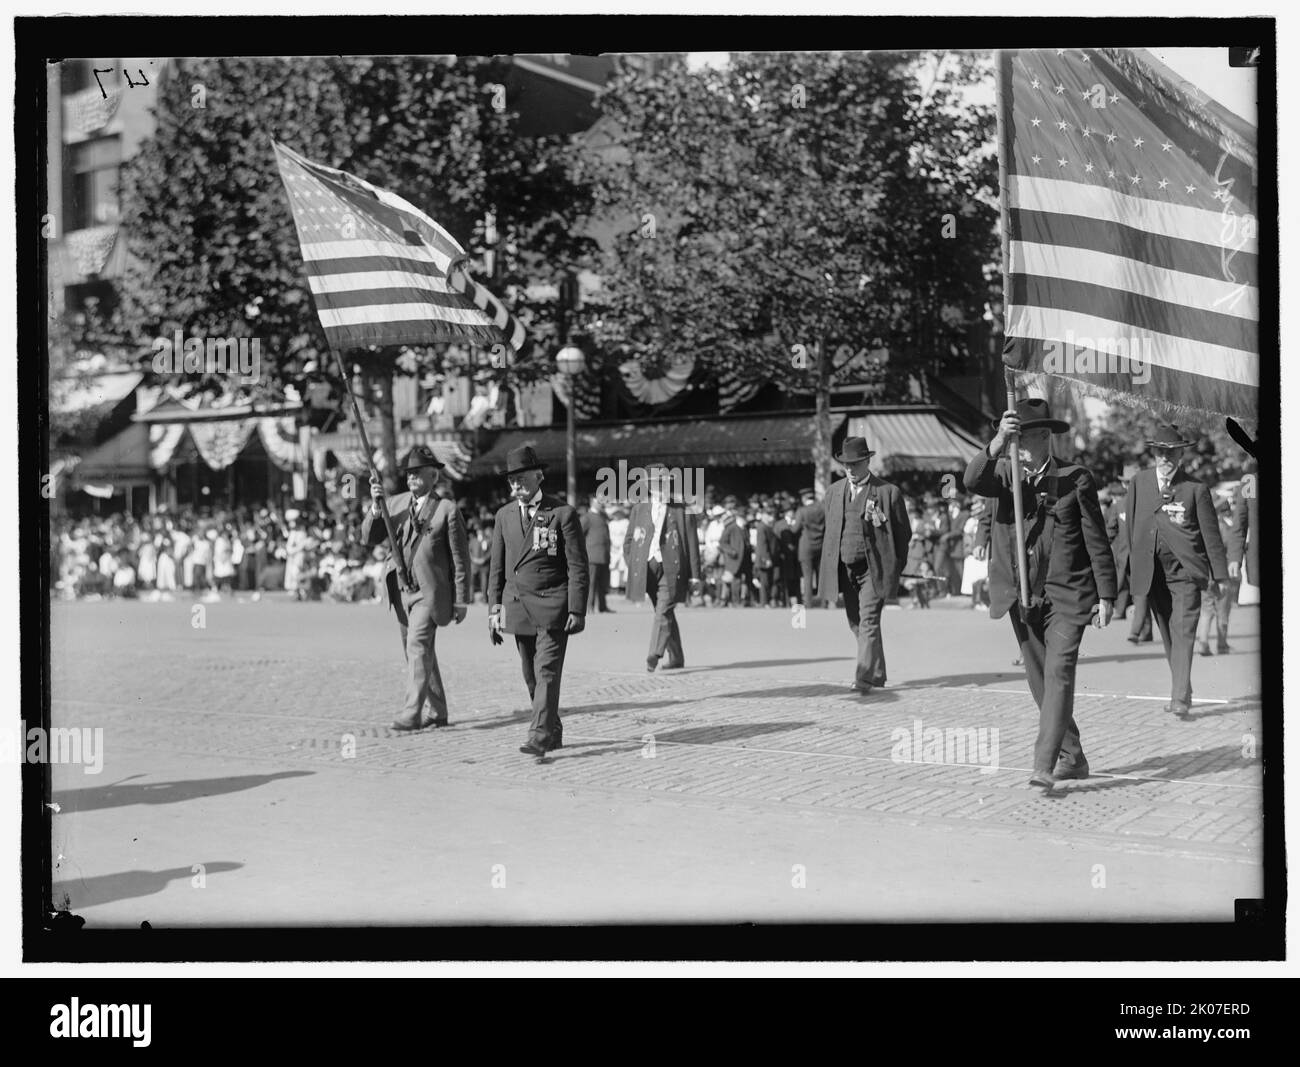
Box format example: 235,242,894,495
556,345,584,506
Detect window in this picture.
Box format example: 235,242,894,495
64,136,122,231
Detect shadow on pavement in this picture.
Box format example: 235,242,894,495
54,771,315,813
685,656,850,672
653,721,814,743
53,861,243,910
1055,743,1259,795
715,683,900,703
1182,695,1262,722
468,699,692,731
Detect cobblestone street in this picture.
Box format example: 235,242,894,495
48,593,1265,925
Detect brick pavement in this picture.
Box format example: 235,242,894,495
49,596,1265,865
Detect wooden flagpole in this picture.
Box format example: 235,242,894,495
329,346,416,593
994,51,1032,609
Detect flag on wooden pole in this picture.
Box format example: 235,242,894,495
272,141,527,355
995,49,1258,423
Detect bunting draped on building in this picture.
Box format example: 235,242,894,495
272,141,527,355
258,417,303,472
617,355,694,407
996,48,1259,422
188,419,257,471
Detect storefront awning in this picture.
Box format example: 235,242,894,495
467,413,846,479
845,411,984,473
69,423,154,486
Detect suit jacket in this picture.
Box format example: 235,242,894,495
940,506,969,561
362,491,471,626
488,493,589,634
719,520,750,573
580,510,611,565
622,501,701,604
817,475,912,600
794,502,825,557
752,522,779,569
1106,498,1133,581
1126,467,1227,593
963,448,1116,623
1228,480,1258,585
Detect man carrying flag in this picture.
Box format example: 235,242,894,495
964,399,1116,789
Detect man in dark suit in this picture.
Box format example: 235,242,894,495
794,488,825,607
1108,463,1154,642
818,437,912,694
718,496,750,607
487,446,589,757
365,446,471,732
939,495,970,596
1125,424,1228,717
1228,459,1258,593
964,400,1116,788
751,506,781,606
580,497,613,613
622,465,702,671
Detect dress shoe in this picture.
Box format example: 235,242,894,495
646,655,659,673
662,660,685,671
1027,772,1056,790
1125,634,1139,645
1164,703,1191,717
519,742,548,757
391,719,434,733
1217,642,1233,654
1198,641,1212,657
421,718,449,729
1052,758,1090,781
848,681,873,694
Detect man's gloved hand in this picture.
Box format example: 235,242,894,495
564,612,586,635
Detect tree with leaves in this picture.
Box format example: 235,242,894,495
583,50,999,490
117,55,593,487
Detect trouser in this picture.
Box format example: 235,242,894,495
1008,600,1088,774
516,628,569,747
587,563,609,612
755,566,775,605
1128,594,1154,639
800,553,821,606
646,559,684,666
1146,564,1201,710
839,561,887,688
1199,576,1238,648
396,593,448,727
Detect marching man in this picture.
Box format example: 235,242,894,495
487,446,589,757
964,400,1116,789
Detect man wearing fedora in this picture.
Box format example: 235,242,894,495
1124,424,1227,717
793,487,826,607
964,400,1116,789
487,446,589,757
622,464,702,671
818,437,911,694
365,445,471,732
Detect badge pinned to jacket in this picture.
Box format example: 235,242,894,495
532,525,559,555
1161,501,1187,526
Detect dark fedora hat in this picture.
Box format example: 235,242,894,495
995,397,1070,434
1146,423,1194,449
399,444,445,472
504,445,547,476
834,436,876,463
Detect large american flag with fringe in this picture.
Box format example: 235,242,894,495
272,141,526,355
997,49,1258,422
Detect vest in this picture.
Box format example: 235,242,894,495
839,486,868,565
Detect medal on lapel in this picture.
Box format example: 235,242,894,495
1161,501,1187,526
546,527,558,555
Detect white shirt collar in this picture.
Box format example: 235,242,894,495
519,489,543,511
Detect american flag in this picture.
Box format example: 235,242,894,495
271,141,527,355
997,49,1258,422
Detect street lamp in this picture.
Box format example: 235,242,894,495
556,345,585,506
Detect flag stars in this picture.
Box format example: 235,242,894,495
1108,93,1119,104
1031,154,1043,165
1157,178,1169,189
1056,48,1066,56
1054,84,1066,95
1056,120,1069,131
1107,168,1117,179
1084,161,1095,173
1080,53,1091,62
1105,132,1118,143
1031,116,1042,127
1058,157,1069,168
1185,184,1196,194
1129,174,1142,185
1161,141,1173,152
1132,137,1145,149
1081,126,1092,137
1031,77,1041,89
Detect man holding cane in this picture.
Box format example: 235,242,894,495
964,400,1116,789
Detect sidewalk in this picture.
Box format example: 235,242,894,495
47,595,1264,925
